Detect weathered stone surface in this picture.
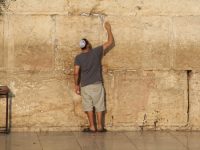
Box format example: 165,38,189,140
140,17,171,70
3,0,160,15
103,16,171,70
189,71,200,129
6,0,200,16
67,0,200,16
67,0,144,16
0,16,4,68
104,70,188,130
164,0,200,16
1,0,200,131
9,15,54,71
55,16,103,71
8,0,67,13
1,70,188,131
56,16,103,47
3,72,86,130
173,17,200,70
102,16,142,70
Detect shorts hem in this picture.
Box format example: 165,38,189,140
84,109,93,112
95,108,106,112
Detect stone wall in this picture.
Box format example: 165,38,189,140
0,0,200,131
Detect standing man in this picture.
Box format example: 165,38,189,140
74,22,114,132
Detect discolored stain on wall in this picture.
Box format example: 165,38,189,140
0,0,6,14
0,0,16,15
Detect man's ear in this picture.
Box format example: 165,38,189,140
86,44,90,49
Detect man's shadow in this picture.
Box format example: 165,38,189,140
100,41,115,129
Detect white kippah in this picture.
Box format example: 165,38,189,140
79,39,86,48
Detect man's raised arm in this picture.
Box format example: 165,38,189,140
103,22,114,53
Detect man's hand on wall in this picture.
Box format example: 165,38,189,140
104,22,111,31
103,21,114,51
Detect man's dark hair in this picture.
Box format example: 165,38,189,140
81,38,89,50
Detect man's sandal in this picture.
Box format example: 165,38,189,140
97,128,107,132
82,128,96,133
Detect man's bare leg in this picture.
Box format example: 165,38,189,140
96,111,103,130
86,111,96,131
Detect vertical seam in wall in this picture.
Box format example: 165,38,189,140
2,13,5,70
170,16,175,69
51,14,57,71
186,70,191,126
4,13,8,70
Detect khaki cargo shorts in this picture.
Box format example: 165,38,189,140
81,83,105,112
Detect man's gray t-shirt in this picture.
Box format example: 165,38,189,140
74,46,103,87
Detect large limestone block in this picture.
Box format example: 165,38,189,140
103,16,171,70
9,15,54,71
7,0,161,16
8,0,67,13
173,17,200,70
67,0,149,16
140,16,171,70
0,16,3,68
5,0,200,16
1,70,188,130
189,71,200,129
67,0,200,16
55,16,103,71
56,16,103,46
6,72,85,130
105,70,188,129
164,0,200,16
98,0,161,16
67,0,167,16
103,17,142,70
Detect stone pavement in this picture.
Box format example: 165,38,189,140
1,131,200,150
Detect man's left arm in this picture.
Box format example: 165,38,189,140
74,65,80,95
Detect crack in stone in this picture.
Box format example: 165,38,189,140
80,12,106,27
80,12,107,18
50,15,58,71
139,113,147,131
154,120,158,130
186,70,192,126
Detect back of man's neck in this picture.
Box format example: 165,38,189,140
82,48,90,53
